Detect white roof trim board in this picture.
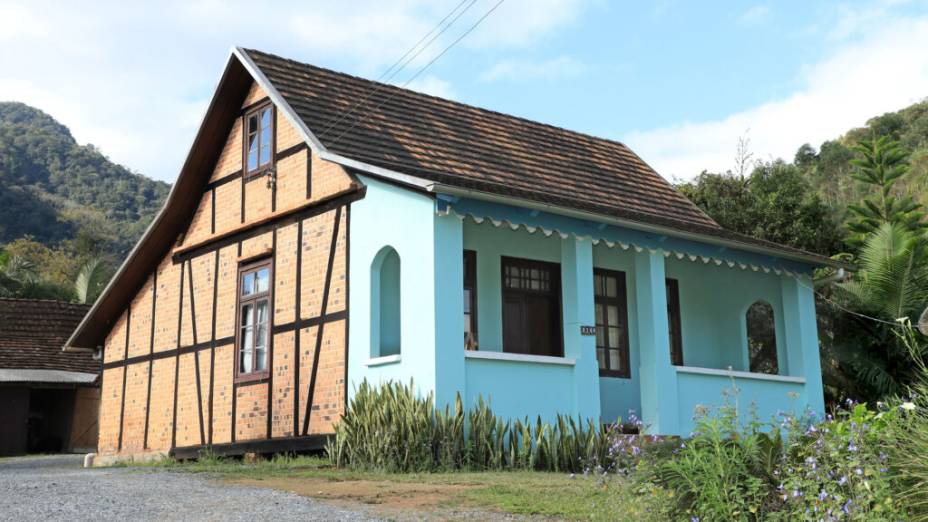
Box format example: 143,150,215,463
452,211,804,278
0,369,98,384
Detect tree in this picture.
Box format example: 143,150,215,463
834,223,928,399
845,137,927,249
677,161,844,256
74,257,111,304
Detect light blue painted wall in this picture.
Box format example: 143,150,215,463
464,358,576,422
348,176,439,397
664,256,789,373
462,220,562,354
460,221,601,420
348,187,825,434
676,371,807,436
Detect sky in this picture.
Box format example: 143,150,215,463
1,0,927,184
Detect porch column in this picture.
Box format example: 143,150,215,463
561,237,601,420
433,211,466,409
634,249,679,435
780,275,826,416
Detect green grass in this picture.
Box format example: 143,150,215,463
121,454,669,520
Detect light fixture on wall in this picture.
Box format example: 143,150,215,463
266,167,277,191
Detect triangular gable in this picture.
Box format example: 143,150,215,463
67,50,285,350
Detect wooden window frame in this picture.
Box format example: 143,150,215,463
234,256,274,383
594,268,631,378
666,278,684,366
463,250,478,350
242,102,276,179
500,256,563,357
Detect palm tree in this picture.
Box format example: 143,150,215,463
74,257,111,304
0,252,37,297
835,223,928,398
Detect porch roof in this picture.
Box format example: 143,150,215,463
446,196,846,276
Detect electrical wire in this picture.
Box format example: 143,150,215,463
327,0,507,147
317,0,478,139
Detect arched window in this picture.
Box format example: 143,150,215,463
371,247,401,357
746,300,778,374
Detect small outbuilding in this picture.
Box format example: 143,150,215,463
0,298,98,456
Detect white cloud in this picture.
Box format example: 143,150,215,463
738,4,771,25
478,56,586,82
623,12,928,181
404,75,456,98
0,0,585,182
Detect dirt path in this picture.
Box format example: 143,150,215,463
225,476,550,521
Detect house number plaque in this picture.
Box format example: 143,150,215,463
580,325,596,336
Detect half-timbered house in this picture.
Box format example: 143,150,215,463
66,48,845,462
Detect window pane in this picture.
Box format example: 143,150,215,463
463,289,471,313
255,347,266,372
247,116,259,172
248,149,258,172
241,303,253,327
255,268,269,293
607,305,620,327
595,303,603,326
595,326,604,347
240,326,253,373
261,107,271,128
242,273,255,296
608,327,621,348
606,276,617,298
256,299,268,324
609,349,621,372
596,348,605,370
259,142,271,166
594,275,602,296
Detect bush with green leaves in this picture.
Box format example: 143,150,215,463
326,380,655,473
645,388,906,520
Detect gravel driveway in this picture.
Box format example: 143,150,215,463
0,454,381,522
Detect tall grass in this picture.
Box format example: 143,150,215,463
326,380,629,473
885,323,928,520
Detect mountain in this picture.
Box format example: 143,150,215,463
0,102,170,255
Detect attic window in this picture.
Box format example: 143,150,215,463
244,103,274,175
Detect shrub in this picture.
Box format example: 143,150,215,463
326,380,653,473
645,386,905,521
773,403,901,521
884,323,928,521
648,399,782,520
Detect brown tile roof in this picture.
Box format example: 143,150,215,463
0,299,98,375
244,49,721,231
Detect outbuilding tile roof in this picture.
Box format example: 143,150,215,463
0,299,98,375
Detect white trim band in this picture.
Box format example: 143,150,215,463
364,354,402,367
675,365,806,384
464,351,576,366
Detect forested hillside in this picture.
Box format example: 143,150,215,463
0,102,170,302
0,102,169,253
678,99,928,257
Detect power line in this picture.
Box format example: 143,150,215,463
796,277,908,328
328,0,507,147
317,0,478,139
